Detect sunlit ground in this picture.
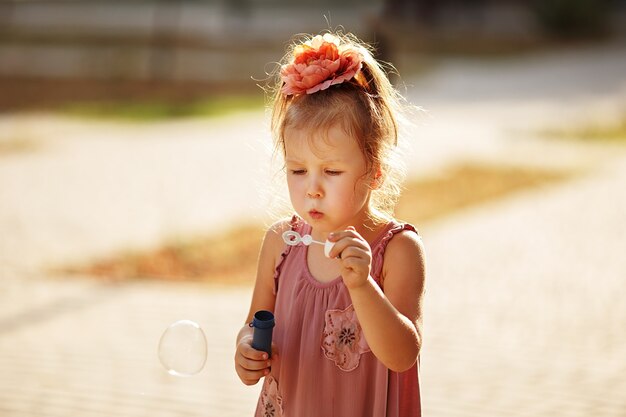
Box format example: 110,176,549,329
1,39,626,417
0,135,42,156
56,163,574,285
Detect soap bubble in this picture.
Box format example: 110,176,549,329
158,320,207,377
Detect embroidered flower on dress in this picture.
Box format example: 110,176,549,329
322,305,370,371
260,376,283,417
280,33,364,96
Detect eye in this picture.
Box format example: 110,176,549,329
290,169,306,175
325,170,343,176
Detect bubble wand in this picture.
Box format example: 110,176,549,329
282,230,336,258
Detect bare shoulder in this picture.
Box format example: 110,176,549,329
381,227,426,287
385,227,425,266
380,226,426,322
258,217,294,267
263,217,292,250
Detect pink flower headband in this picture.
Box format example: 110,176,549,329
280,34,364,96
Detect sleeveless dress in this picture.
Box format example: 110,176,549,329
254,216,422,417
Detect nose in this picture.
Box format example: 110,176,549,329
306,177,323,199
307,189,322,199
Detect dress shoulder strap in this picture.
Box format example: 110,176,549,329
371,222,419,287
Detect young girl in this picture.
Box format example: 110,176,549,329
234,32,426,417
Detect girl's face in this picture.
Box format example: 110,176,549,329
284,124,373,236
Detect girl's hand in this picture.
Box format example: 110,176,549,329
234,335,277,386
327,226,372,290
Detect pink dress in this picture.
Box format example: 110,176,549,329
255,217,422,417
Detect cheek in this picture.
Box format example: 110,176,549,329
350,179,372,204
333,179,366,203
286,178,304,201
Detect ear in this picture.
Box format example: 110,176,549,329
370,166,383,189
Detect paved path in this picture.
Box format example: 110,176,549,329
1,41,626,416
420,154,626,417
1,154,625,417
0,277,260,417
0,112,277,275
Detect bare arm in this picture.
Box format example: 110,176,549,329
328,228,426,372
234,220,288,385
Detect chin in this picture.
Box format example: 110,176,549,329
306,216,324,225
305,215,330,229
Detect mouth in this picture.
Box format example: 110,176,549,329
308,209,324,220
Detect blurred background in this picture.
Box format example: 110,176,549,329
1,1,626,416
1,0,625,109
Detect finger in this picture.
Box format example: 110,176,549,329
239,368,269,385
329,237,368,259
340,255,370,272
240,342,270,361
236,348,272,372
338,246,369,260
238,356,272,372
328,229,361,242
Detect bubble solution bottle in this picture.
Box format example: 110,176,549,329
250,310,275,357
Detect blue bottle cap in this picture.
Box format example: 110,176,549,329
252,310,275,329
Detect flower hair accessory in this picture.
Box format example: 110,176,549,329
280,34,364,96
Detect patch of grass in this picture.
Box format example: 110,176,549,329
59,95,264,122
58,163,571,284
539,115,626,143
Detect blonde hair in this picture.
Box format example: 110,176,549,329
268,31,408,223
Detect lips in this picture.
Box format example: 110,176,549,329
308,209,324,220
